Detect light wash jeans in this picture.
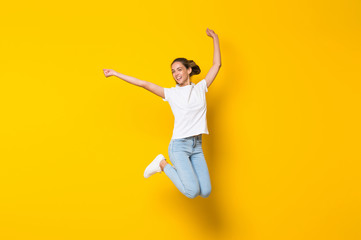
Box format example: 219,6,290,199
164,134,212,199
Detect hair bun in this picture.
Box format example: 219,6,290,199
188,60,201,76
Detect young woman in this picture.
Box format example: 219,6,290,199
103,28,221,199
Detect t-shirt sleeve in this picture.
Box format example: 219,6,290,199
162,88,170,102
197,79,208,93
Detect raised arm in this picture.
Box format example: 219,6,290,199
103,69,165,99
204,28,222,89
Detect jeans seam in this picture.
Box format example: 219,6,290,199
169,144,189,195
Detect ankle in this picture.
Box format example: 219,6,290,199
160,159,168,171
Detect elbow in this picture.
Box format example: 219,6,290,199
139,80,148,89
215,63,222,68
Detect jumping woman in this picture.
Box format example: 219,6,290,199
103,28,221,198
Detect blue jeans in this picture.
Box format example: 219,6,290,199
164,134,212,199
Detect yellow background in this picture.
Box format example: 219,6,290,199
1,0,360,239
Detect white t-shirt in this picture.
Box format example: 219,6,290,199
162,79,209,139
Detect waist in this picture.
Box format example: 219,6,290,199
174,134,202,141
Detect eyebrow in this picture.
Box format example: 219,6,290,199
172,67,182,71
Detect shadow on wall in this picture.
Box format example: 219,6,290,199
158,38,246,238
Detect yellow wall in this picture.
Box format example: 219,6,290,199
1,0,360,239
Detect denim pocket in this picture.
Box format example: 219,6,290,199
172,138,191,152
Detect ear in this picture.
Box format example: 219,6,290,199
188,67,192,75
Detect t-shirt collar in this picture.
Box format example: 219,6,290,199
176,82,195,88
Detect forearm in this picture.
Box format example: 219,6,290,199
212,36,221,66
113,71,145,87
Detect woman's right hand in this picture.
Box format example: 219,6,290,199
103,69,117,77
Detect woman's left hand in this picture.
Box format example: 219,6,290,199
206,28,218,39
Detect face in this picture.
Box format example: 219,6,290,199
171,62,192,86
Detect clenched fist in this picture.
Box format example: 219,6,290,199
103,69,117,77
206,28,218,39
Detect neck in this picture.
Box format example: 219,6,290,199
179,80,191,87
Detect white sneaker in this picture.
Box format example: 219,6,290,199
144,154,166,178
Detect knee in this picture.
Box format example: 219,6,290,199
185,191,199,199
200,186,212,198
184,186,200,199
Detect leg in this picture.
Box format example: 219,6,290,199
190,143,212,198
163,139,200,199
